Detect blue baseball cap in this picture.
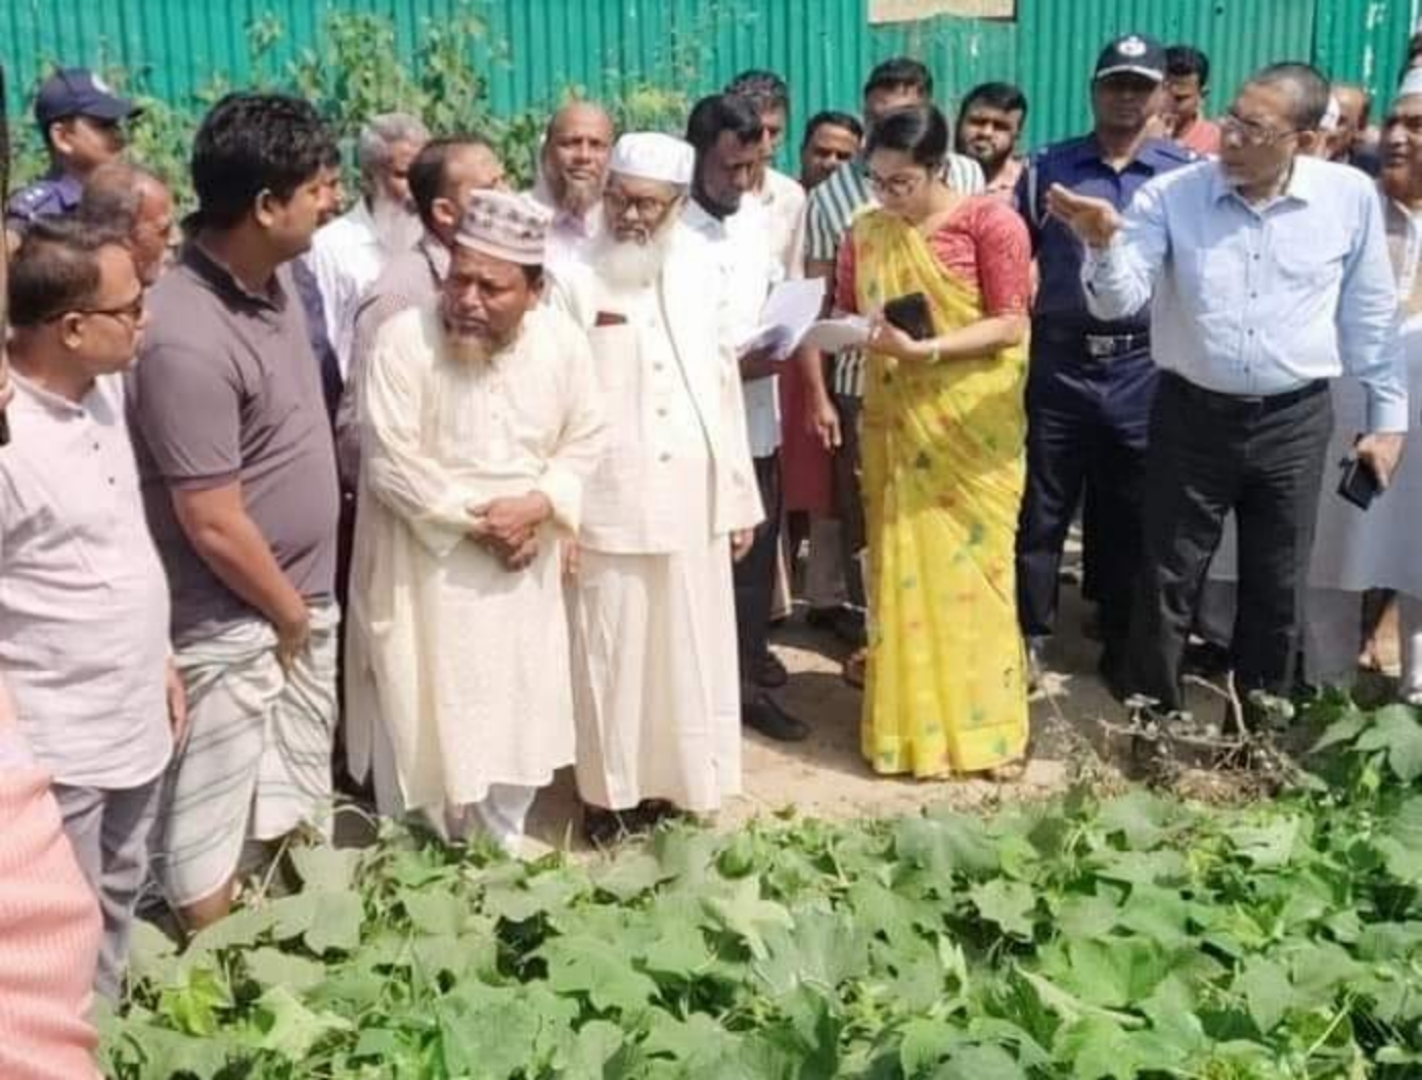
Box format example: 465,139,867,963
34,67,140,129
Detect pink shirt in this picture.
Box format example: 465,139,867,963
0,693,102,1080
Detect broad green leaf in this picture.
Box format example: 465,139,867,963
1090,848,1189,886
303,891,364,954
1355,703,1422,781
593,851,673,899
255,985,352,1059
701,878,794,960
1053,938,1173,1009
1230,816,1306,868
290,844,361,892
1235,956,1295,1033
899,1017,961,1075
1096,791,1179,850
563,1019,626,1080
538,932,660,1012
753,906,871,995
969,879,1038,939
1057,1016,1150,1080
246,947,327,992
127,919,181,986
184,904,277,956
403,888,464,936
933,1043,1026,1080
1309,705,1371,753
894,814,999,879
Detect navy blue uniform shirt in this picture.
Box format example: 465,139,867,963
5,172,83,228
1015,134,1195,334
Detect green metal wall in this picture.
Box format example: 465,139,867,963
0,0,1416,149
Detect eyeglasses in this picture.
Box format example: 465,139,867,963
51,293,146,326
603,189,678,220
1220,111,1300,147
866,169,929,198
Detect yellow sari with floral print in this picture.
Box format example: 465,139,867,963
853,208,1029,776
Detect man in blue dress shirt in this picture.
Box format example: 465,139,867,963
1052,61,1407,717
1014,34,1195,693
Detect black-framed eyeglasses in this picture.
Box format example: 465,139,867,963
1220,111,1300,147
602,189,678,220
866,168,931,198
47,292,146,325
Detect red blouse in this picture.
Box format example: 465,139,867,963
836,196,1033,319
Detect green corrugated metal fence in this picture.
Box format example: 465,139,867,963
0,0,1417,150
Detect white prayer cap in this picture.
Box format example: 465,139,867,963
1320,94,1341,132
1399,67,1422,100
455,190,552,266
609,132,695,186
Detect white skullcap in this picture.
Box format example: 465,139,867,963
609,132,695,186
456,190,552,266
1400,67,1422,100
1320,94,1341,132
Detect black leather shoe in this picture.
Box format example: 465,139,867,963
756,652,789,689
743,694,809,741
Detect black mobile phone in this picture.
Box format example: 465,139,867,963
883,292,935,341
1338,456,1381,511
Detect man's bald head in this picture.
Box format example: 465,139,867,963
541,100,614,216
77,162,174,285
409,135,507,246
1332,82,1373,159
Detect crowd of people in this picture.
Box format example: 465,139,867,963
3,24,1422,1075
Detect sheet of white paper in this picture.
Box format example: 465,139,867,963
739,278,827,359
801,315,871,353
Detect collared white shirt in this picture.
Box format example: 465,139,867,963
530,183,605,272
0,373,172,787
683,195,781,458
309,199,390,378
756,167,807,277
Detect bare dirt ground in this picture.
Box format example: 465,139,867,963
521,571,1140,852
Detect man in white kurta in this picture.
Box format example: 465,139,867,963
556,134,762,841
345,191,605,849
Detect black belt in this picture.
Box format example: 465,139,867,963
1162,371,1327,414
1035,324,1150,360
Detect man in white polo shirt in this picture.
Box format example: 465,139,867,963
0,220,181,998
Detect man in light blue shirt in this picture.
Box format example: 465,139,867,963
1050,62,1407,716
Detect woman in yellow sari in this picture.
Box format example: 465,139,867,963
836,104,1032,778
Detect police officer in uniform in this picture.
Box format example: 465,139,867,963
1014,34,1195,692
6,68,137,230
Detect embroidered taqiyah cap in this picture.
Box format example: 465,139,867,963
1094,34,1167,83
608,132,696,186
455,190,552,265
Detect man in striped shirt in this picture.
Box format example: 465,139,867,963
797,57,984,681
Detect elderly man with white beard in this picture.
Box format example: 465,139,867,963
345,190,605,850
310,112,430,379
555,133,763,845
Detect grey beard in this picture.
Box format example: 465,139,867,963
557,173,603,217
594,225,678,290
371,196,425,256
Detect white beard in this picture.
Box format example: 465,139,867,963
593,225,678,291
371,195,425,256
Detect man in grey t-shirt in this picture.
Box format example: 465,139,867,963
128,93,341,931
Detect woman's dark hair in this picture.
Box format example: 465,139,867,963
802,110,864,148
191,92,338,230
863,104,950,168
685,92,764,154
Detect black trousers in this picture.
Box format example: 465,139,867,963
832,393,867,609
1130,372,1332,711
1016,343,1155,662
735,452,783,698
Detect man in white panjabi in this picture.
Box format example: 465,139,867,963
556,133,762,844
345,190,606,849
